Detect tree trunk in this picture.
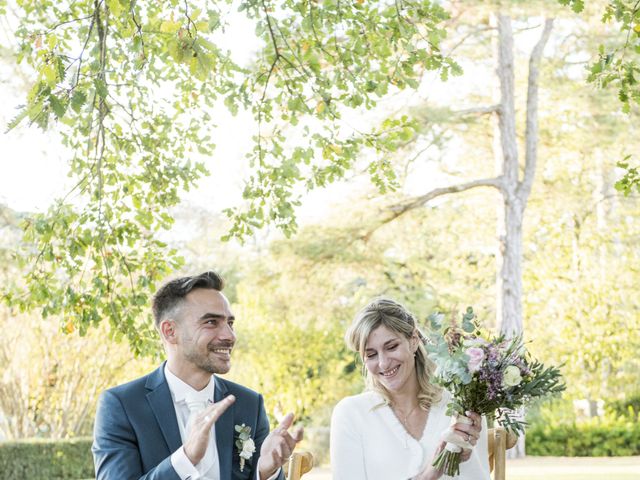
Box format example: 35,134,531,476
495,14,525,337
498,199,525,336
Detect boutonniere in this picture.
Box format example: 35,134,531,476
234,423,256,472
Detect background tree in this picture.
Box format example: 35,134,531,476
383,10,553,341
0,205,154,440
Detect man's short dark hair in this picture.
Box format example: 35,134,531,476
152,271,225,327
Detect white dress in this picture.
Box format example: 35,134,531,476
330,391,490,480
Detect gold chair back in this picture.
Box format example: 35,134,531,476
487,427,518,480
283,451,314,480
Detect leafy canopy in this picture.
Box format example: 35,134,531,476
557,0,640,195
2,0,458,352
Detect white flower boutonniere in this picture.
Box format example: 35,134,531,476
234,423,256,472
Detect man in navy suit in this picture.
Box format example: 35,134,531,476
92,271,302,479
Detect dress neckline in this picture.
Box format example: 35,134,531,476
389,404,430,441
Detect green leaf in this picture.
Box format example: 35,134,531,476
224,94,239,115
47,34,58,49
208,10,220,30
106,0,123,17
94,78,108,99
160,20,181,34
70,90,87,113
5,107,29,132
42,64,57,87
557,0,585,14
49,94,67,119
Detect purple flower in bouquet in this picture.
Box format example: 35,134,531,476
425,307,565,477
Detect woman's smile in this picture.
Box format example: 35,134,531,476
380,366,400,377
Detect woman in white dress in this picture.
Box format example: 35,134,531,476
330,298,490,480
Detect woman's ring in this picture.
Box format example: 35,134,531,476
205,415,211,422
466,434,471,442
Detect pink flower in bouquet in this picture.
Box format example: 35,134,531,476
466,347,485,373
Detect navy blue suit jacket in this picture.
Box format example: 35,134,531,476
92,363,282,480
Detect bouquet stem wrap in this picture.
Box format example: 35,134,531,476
432,415,473,476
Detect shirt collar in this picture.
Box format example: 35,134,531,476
164,364,216,404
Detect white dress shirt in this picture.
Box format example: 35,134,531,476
330,390,490,480
166,366,220,480
165,367,277,480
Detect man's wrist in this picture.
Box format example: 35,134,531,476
258,468,280,480
257,461,278,480
183,444,203,466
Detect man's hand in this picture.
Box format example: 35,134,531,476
183,395,236,465
257,413,304,480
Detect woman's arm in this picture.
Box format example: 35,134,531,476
330,400,368,480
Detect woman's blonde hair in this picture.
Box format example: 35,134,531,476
345,297,442,411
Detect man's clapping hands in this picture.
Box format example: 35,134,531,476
257,413,304,480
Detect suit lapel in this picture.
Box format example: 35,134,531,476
145,364,182,454
214,376,234,480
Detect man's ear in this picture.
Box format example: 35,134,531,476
160,320,178,344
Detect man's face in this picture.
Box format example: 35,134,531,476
173,288,236,375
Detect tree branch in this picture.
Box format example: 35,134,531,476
519,18,554,203
129,0,146,64
379,176,503,229
45,14,93,34
261,0,280,57
453,104,501,116
73,7,97,89
444,25,495,57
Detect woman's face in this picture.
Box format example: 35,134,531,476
364,324,417,394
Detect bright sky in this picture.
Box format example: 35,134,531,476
0,53,68,211
0,6,262,214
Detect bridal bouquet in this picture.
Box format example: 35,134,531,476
425,307,565,476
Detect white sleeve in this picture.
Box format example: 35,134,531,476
171,447,200,479
330,399,368,480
